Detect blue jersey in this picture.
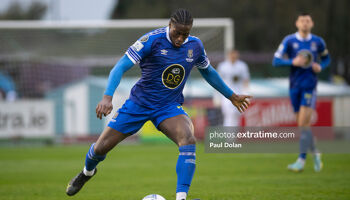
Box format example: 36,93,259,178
274,32,329,89
125,27,210,108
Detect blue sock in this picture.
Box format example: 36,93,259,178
85,143,106,171
176,144,196,194
299,153,307,159
299,128,312,160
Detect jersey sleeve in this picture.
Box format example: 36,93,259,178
125,34,153,64
318,37,329,57
274,36,290,59
194,40,210,69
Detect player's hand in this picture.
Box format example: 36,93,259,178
229,93,252,113
292,55,307,67
312,62,322,73
96,95,113,120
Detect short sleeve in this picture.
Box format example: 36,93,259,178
125,34,153,64
318,38,329,57
274,37,290,59
194,40,210,69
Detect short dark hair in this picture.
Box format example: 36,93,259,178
297,12,312,18
170,8,193,25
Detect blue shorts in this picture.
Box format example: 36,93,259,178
289,87,317,113
108,99,188,135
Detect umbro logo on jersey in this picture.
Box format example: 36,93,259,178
161,49,168,55
293,42,299,49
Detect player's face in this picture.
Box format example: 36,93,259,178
296,15,314,33
169,22,192,48
228,51,239,63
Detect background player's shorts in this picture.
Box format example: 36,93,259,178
289,87,317,112
108,99,188,135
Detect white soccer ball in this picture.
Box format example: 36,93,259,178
142,194,166,200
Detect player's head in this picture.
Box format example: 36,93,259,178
227,49,239,63
295,12,314,33
169,8,193,48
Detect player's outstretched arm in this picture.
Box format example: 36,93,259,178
96,55,134,119
198,65,252,113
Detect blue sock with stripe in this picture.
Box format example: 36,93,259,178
85,143,106,171
176,144,196,194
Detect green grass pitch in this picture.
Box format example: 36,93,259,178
0,143,349,200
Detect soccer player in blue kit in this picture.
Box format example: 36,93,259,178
66,9,251,199
273,13,330,172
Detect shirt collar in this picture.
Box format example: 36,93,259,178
166,26,189,46
295,32,312,41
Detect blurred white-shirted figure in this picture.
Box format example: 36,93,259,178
217,50,250,126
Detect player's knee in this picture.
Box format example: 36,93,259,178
297,118,311,127
93,143,108,156
186,136,196,145
178,133,196,146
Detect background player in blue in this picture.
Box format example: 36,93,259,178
273,13,330,172
66,9,251,199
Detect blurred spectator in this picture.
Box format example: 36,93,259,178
0,71,17,101
216,50,250,126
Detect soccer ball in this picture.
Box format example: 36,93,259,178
142,194,166,200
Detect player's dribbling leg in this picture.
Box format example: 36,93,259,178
158,114,196,200
66,127,129,196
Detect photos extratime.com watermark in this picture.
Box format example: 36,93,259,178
207,129,295,150
209,130,295,140
205,127,350,153
205,127,303,153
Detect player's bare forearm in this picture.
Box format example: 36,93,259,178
229,93,252,113
96,95,113,120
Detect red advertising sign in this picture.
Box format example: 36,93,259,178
241,98,333,127
185,97,333,140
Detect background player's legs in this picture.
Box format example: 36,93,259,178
289,106,319,172
297,106,317,154
298,106,321,171
297,106,312,127
84,127,130,175
158,114,196,200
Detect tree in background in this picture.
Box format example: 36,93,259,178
0,1,47,20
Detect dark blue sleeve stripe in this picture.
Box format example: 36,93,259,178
127,48,141,63
127,49,138,61
129,47,142,60
195,58,210,69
